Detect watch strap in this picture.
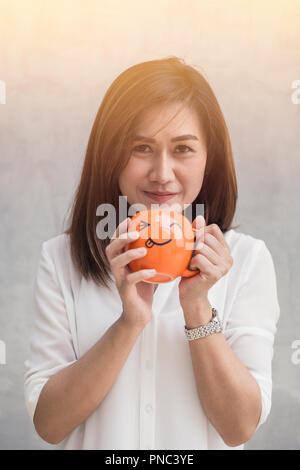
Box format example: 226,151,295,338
184,308,223,341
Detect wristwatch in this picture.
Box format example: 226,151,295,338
184,308,223,341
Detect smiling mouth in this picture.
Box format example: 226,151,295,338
143,191,178,201
145,237,172,248
145,191,177,195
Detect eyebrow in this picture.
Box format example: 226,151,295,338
132,134,199,143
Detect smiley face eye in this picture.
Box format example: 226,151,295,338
137,220,151,231
169,222,183,238
136,219,182,237
170,222,181,229
170,222,182,233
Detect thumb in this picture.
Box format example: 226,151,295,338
193,215,206,246
193,215,205,229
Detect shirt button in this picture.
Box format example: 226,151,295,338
145,403,153,413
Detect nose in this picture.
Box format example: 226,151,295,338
148,150,175,184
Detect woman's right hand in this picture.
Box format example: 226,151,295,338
105,217,157,330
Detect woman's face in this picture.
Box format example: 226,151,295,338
118,102,207,213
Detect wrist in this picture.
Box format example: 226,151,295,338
118,313,147,334
183,296,212,329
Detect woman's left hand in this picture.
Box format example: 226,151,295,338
178,215,234,316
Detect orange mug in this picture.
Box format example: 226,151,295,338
124,209,202,283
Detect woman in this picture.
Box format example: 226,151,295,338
24,57,280,450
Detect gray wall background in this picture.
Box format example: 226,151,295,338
0,0,299,450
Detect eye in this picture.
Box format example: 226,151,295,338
175,145,194,153
133,144,194,154
133,145,152,153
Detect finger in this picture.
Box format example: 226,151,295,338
193,215,206,233
192,215,206,244
189,253,216,275
201,232,225,257
205,224,228,250
126,269,157,285
111,217,131,240
107,230,140,259
194,242,220,265
110,246,147,271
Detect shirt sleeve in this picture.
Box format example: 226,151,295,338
223,240,280,431
24,242,77,423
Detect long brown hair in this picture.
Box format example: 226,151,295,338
64,56,238,288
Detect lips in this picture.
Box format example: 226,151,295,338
144,191,178,202
145,191,177,196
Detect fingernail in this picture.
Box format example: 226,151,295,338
196,215,205,228
128,231,139,239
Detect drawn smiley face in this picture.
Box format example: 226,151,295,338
126,209,199,283
135,216,184,248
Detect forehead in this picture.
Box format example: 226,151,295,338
133,102,201,137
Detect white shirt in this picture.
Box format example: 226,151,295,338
24,229,280,450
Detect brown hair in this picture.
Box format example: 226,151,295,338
63,56,238,288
